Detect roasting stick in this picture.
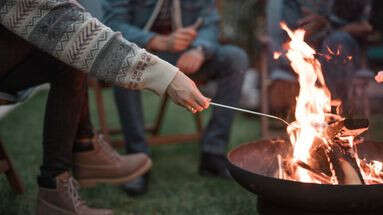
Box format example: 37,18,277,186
210,102,290,126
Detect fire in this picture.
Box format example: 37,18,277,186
276,23,383,185
273,52,282,60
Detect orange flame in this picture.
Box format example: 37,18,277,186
273,52,282,60
277,22,383,185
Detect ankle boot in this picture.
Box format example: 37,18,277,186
73,134,152,188
199,152,231,179
37,172,113,215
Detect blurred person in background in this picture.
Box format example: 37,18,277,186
0,0,209,214
376,72,383,83
267,0,373,117
103,0,248,195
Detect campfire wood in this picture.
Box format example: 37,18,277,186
226,140,383,212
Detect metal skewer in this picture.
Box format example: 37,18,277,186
210,102,290,126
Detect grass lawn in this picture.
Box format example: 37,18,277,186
1,89,382,214
0,89,261,215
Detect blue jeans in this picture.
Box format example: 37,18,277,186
114,45,248,155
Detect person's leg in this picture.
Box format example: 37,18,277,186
0,49,87,179
6,53,89,180
76,91,95,140
320,31,361,116
199,45,248,156
113,87,151,196
72,90,97,153
113,87,149,155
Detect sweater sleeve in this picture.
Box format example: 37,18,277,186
0,0,177,96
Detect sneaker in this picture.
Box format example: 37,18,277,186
199,153,231,179
73,134,152,188
37,172,113,215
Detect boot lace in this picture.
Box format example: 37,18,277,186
62,177,86,210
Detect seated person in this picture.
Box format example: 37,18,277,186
268,0,373,116
0,0,209,214
103,0,248,195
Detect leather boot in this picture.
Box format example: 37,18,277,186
37,172,113,215
199,152,231,179
73,134,152,188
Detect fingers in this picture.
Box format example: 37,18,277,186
169,36,193,52
168,28,198,52
174,31,196,41
166,71,209,113
176,50,204,74
193,89,210,109
177,28,197,38
185,104,197,114
172,40,192,52
185,98,203,113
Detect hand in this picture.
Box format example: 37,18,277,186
146,28,197,52
166,27,197,53
167,71,210,113
176,48,205,75
375,71,383,83
298,7,329,38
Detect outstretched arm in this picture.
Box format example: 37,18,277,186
0,0,209,111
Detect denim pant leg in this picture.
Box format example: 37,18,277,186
200,45,248,155
113,87,149,155
320,31,361,115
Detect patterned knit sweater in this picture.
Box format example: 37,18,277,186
0,0,178,96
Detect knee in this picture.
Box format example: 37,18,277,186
56,64,88,91
217,45,249,73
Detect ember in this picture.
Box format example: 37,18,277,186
276,23,383,185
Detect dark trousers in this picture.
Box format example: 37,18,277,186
0,38,94,179
114,45,248,155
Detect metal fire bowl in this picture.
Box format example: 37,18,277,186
227,139,383,212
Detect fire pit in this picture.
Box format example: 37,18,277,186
226,23,383,213
227,139,383,213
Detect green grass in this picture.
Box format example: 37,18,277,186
0,89,260,215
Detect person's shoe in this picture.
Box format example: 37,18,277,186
121,173,149,196
73,134,152,188
37,172,113,215
199,152,231,179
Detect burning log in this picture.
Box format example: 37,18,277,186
326,141,364,185
341,119,369,137
325,119,369,140
326,118,369,184
338,158,363,184
296,161,332,184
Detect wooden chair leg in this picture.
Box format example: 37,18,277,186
150,95,169,135
93,81,111,141
194,112,203,132
0,139,24,194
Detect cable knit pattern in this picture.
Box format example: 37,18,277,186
0,0,178,95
